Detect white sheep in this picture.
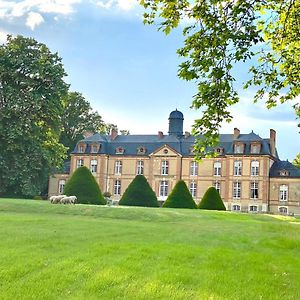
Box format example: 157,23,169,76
49,195,66,204
60,196,77,204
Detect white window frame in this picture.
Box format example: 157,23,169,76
159,180,168,198
232,204,241,211
136,160,144,175
190,161,198,176
234,144,243,154
279,185,288,201
250,181,259,199
214,162,221,176
161,160,169,175
76,159,84,168
234,161,242,176
58,179,66,194
114,180,121,195
251,161,259,176
91,144,98,153
278,206,288,214
233,182,241,199
249,205,258,212
214,181,221,194
90,159,98,173
190,181,197,198
114,160,122,175
251,144,260,154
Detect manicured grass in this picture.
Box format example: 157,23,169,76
0,198,300,300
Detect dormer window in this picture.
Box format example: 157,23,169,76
78,143,86,153
163,149,169,154
251,143,261,154
91,143,100,153
216,147,224,155
115,147,125,154
234,143,244,154
137,146,146,154
279,170,289,176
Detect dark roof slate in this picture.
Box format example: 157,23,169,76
270,160,300,178
71,130,277,157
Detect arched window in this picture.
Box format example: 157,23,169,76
249,205,258,212
278,207,288,214
232,205,240,211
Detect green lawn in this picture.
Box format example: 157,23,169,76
0,198,300,300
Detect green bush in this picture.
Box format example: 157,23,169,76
119,175,159,207
64,166,106,205
198,186,226,210
163,180,197,209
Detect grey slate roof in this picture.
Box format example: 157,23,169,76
72,131,276,157
269,160,300,178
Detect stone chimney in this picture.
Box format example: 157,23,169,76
82,130,93,138
270,129,276,156
184,131,191,138
111,129,118,140
234,128,240,139
158,131,164,139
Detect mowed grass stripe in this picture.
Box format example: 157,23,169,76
0,198,299,299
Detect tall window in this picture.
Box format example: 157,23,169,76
233,182,241,199
115,161,122,175
214,181,221,194
190,161,198,176
91,144,98,153
250,181,259,199
76,159,84,168
159,180,168,197
78,144,84,153
234,161,242,176
136,160,144,175
161,160,169,175
58,179,65,194
114,180,121,195
90,159,98,173
190,181,197,198
279,185,288,201
251,161,259,176
214,162,221,176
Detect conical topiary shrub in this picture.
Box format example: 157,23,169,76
163,180,197,209
119,175,159,207
198,186,226,210
64,166,106,205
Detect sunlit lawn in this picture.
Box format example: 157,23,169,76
0,198,300,299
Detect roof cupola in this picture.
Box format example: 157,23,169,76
168,109,184,136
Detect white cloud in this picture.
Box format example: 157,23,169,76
0,30,9,44
0,0,81,29
26,11,44,30
96,0,138,11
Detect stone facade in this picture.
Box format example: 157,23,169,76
48,110,300,215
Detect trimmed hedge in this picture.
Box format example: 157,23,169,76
163,180,197,209
64,166,106,205
198,186,226,210
119,175,159,207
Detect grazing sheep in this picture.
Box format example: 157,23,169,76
60,196,77,205
49,195,66,204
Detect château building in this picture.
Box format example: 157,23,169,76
48,110,300,215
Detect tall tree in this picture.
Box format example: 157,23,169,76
141,0,300,158
60,92,106,155
0,35,68,197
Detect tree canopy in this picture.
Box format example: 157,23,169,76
293,154,300,168
60,92,106,156
141,0,300,158
0,35,68,197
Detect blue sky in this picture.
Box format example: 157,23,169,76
0,0,299,160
